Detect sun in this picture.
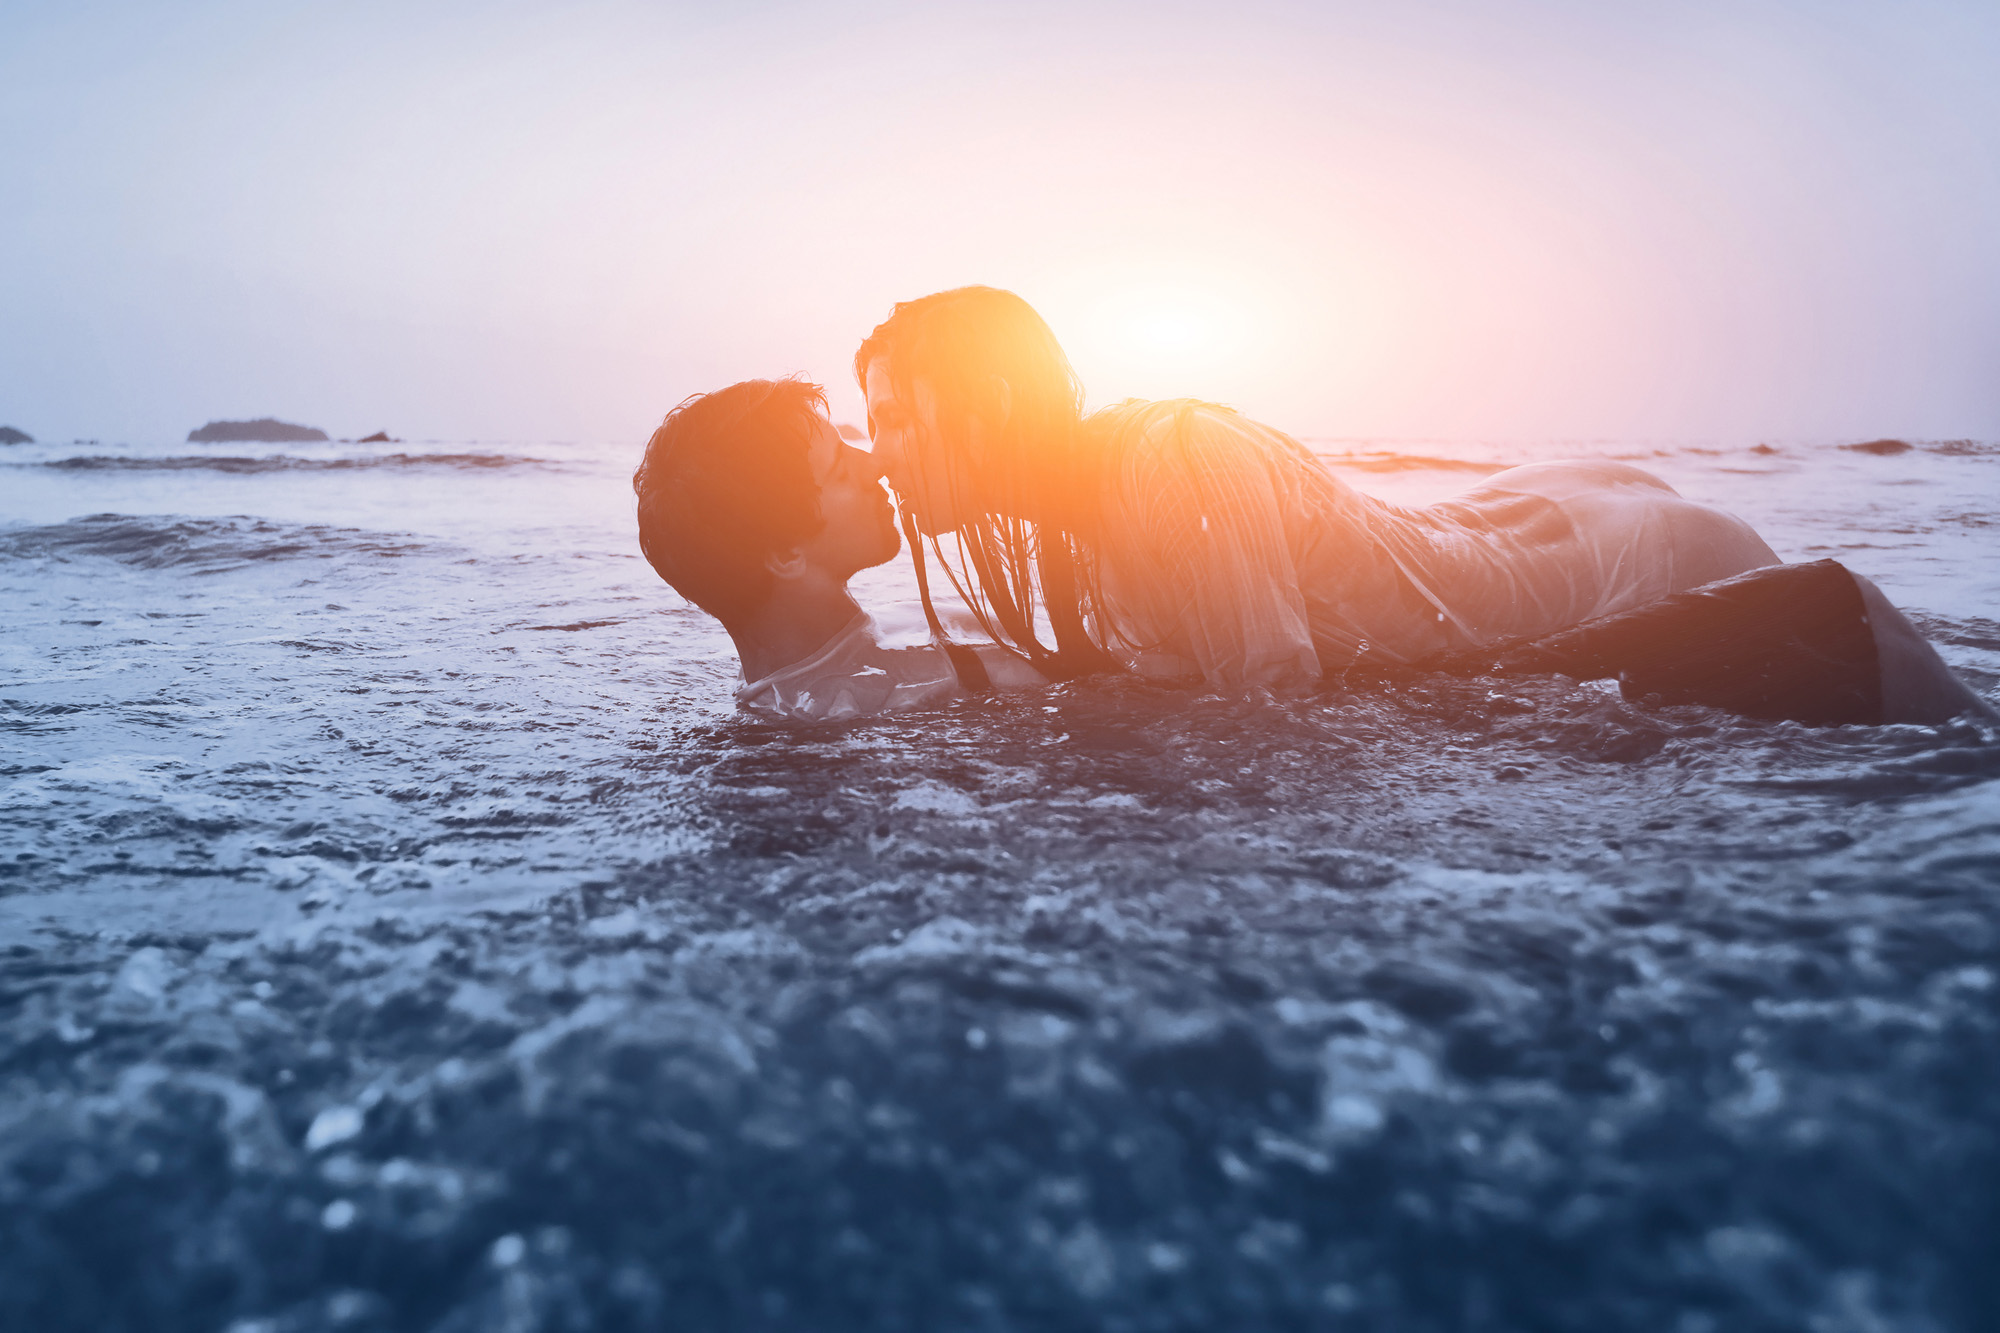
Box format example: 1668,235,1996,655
1033,257,1313,408
1053,278,1261,403
1133,306,1217,356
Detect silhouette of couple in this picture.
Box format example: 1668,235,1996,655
634,286,1991,727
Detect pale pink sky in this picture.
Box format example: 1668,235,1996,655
3,0,1996,444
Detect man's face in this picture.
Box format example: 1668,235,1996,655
794,414,901,581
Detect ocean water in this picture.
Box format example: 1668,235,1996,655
1,432,1997,1332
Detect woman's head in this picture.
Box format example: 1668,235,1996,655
854,286,1085,535
854,287,1119,679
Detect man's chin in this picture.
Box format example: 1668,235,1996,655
866,527,903,568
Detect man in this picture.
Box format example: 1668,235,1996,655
632,377,1042,720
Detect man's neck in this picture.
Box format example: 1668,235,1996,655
727,581,864,685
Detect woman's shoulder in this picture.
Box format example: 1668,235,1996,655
1087,397,1247,445
1086,399,1322,499
1087,398,1300,471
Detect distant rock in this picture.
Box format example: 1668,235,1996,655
0,425,32,445
836,423,867,442
187,418,329,444
1842,438,1913,456
357,430,398,444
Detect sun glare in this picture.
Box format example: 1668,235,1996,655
1042,265,1288,409
1134,308,1215,355
1026,236,1418,432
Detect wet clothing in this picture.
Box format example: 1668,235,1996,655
738,403,1990,727
1083,400,1778,686
732,603,1034,723
735,613,961,721
736,569,1987,728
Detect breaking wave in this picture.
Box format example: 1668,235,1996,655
1309,449,1507,474
0,513,438,571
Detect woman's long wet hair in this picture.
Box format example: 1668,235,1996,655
854,286,1121,681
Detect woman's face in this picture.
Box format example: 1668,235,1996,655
863,357,973,535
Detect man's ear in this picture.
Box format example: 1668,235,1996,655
764,546,809,582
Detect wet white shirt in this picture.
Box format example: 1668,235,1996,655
734,612,961,721
1086,400,1780,686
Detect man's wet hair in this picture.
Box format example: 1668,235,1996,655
632,378,827,623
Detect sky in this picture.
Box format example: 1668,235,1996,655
3,0,1997,445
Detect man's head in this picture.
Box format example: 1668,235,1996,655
633,378,899,626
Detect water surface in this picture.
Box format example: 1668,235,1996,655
2,433,1996,1331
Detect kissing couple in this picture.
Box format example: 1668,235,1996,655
633,286,1991,728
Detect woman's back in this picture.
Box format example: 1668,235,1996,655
1418,460,1778,646
1085,400,1778,685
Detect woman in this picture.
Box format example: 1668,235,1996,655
855,286,1991,725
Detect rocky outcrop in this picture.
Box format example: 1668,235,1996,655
187,418,329,444
0,425,32,445
1842,438,1913,456
357,431,398,444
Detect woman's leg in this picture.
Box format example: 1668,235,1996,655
1849,572,1998,724
1455,560,1993,726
